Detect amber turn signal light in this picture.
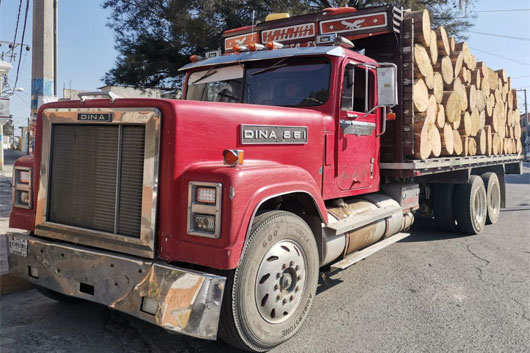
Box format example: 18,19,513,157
223,149,244,166
386,112,396,121
248,43,265,51
265,41,284,50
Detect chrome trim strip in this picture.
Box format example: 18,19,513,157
7,232,225,340
35,107,161,259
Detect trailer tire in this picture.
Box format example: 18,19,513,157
218,211,319,352
433,183,457,232
481,172,501,224
454,176,487,234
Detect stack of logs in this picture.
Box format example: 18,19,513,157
406,9,523,160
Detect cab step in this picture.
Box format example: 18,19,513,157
330,232,410,271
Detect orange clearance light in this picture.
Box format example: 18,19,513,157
223,149,244,167
190,54,204,63
386,112,397,121
248,43,265,51
266,41,284,50
233,44,249,53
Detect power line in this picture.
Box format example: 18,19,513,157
474,9,530,13
10,0,23,62
469,47,530,67
467,31,530,41
512,75,530,79
10,0,29,94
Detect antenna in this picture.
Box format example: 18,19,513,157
251,10,255,43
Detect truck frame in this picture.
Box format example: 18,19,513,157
7,5,522,352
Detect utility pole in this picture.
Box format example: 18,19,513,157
516,89,529,155
31,0,58,119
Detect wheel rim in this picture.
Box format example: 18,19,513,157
489,183,500,218
474,187,487,226
255,240,307,324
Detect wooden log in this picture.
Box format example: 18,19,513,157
481,74,490,95
453,129,463,155
450,36,455,52
456,42,472,67
485,125,492,156
462,135,470,156
466,85,477,112
434,26,451,56
414,44,434,88
433,72,444,104
476,129,486,155
487,68,498,91
429,30,438,65
406,10,431,47
452,111,462,130
458,111,472,136
453,78,467,111
495,69,507,83
432,127,442,157
414,120,435,159
435,56,453,85
472,69,481,90
468,137,477,156
468,54,477,71
476,62,488,78
441,124,454,155
476,90,486,112
470,109,480,137
479,110,486,130
413,79,429,112
492,133,500,155
450,51,463,78
512,89,518,108
442,91,461,123
486,93,494,117
436,103,445,128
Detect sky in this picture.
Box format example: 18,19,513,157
1,0,529,131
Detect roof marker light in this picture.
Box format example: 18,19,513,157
233,44,249,53
190,55,204,63
333,36,355,49
248,43,265,51
265,41,284,50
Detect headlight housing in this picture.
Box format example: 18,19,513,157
188,182,222,238
13,167,32,208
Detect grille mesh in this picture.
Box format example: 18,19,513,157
48,124,145,238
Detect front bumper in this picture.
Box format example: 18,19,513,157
6,232,225,340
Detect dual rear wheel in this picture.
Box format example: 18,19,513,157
433,172,501,234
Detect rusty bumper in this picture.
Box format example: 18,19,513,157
6,232,225,340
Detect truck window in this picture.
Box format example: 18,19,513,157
341,65,374,112
243,58,330,107
187,65,243,103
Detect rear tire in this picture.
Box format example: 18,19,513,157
481,172,501,224
218,211,319,352
454,176,487,234
433,183,457,232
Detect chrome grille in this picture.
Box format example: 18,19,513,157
48,124,145,238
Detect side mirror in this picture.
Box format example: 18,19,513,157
376,66,398,107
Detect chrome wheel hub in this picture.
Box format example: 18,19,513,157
255,240,307,323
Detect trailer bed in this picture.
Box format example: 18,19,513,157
381,154,523,176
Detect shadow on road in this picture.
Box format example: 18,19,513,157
399,217,471,243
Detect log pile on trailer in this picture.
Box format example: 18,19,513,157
405,9,523,160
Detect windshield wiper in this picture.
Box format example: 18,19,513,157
191,67,217,85
250,58,288,76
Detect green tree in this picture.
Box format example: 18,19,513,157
3,117,14,136
103,0,476,90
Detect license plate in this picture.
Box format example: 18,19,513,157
8,236,28,258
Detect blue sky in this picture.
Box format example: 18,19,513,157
1,0,529,130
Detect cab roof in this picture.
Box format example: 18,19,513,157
179,46,355,72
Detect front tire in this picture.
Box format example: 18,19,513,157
219,211,319,352
454,176,487,234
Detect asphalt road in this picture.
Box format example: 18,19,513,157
1,163,529,353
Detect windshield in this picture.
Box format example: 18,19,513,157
185,57,331,107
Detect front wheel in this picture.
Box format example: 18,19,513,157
219,211,319,352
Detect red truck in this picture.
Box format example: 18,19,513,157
7,5,522,352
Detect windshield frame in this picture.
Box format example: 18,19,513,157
183,56,332,108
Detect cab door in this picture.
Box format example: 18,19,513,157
336,63,380,192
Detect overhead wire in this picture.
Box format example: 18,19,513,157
469,47,530,67
10,0,30,95
10,0,23,62
467,31,530,41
